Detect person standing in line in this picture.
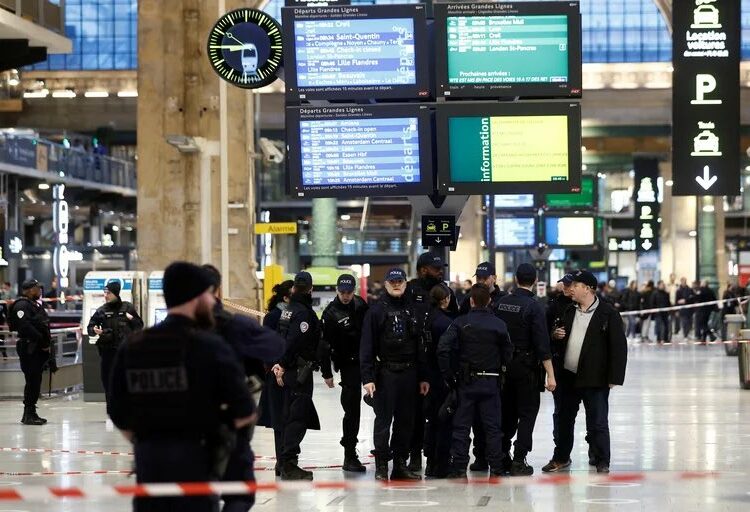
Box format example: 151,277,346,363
319,274,370,473
675,278,694,339
639,281,655,342
87,281,143,415
695,280,718,343
619,281,641,339
543,270,627,475
651,281,672,344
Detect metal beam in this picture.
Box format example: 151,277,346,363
653,0,672,33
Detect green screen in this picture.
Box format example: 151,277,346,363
448,115,570,183
545,176,595,208
447,15,569,85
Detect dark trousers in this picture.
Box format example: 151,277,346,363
98,345,118,414
552,370,611,465
134,438,218,512
17,341,47,408
280,368,314,464
451,378,503,470
373,367,417,459
501,360,541,458
696,311,715,341
655,313,671,342
423,378,452,474
221,430,255,512
410,393,425,457
339,362,362,451
680,312,693,337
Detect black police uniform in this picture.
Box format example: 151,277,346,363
86,297,143,412
9,295,52,424
320,295,369,461
257,305,287,474
437,308,513,474
360,291,423,479
495,288,552,470
109,315,254,512
213,300,285,512
277,292,321,478
458,285,505,316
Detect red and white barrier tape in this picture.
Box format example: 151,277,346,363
0,470,131,477
619,295,750,316
0,447,133,457
223,300,266,320
0,471,735,501
0,296,84,306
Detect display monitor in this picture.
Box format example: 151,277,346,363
494,194,535,208
493,217,536,247
544,175,596,209
544,216,595,247
282,4,430,101
286,104,433,198
434,1,582,99
436,101,582,194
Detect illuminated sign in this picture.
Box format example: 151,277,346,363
634,158,660,254
53,184,70,288
608,237,637,252
672,0,740,196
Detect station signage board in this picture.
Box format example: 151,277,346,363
634,158,660,255
672,0,740,196
421,215,457,248
607,237,637,252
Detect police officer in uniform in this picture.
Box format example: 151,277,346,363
87,280,143,415
495,264,556,476
320,274,369,472
458,262,505,315
361,268,430,481
108,262,255,512
202,265,285,512
272,271,321,481
10,279,52,425
437,285,514,479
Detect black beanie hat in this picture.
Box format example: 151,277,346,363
163,261,214,309
105,280,121,297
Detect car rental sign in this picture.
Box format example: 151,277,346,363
672,0,740,197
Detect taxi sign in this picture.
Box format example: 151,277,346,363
254,222,298,235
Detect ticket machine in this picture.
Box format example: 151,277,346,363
81,271,145,402
146,271,166,327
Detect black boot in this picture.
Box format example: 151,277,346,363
21,407,46,426
391,458,421,481
375,456,389,481
510,455,534,476
446,467,468,481
342,448,366,473
280,461,313,481
469,456,488,472
407,450,422,472
424,457,436,478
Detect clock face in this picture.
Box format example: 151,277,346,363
207,8,283,89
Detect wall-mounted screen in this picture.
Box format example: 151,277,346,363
282,4,430,101
494,217,536,247
544,216,594,247
434,2,582,99
544,175,596,209
494,194,535,208
436,101,582,195
286,104,433,198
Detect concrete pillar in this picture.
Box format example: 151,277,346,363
697,196,717,287
136,0,261,304
451,195,483,281
310,198,337,268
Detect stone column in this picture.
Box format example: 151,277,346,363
697,196,717,287
310,198,338,268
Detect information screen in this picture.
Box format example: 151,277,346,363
282,5,430,101
436,102,582,195
544,217,594,246
435,2,582,99
287,104,433,198
494,194,534,208
494,217,536,247
545,176,595,209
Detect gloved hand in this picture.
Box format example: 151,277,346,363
47,354,59,374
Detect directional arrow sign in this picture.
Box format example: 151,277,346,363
695,166,718,191
421,215,456,249
641,239,653,251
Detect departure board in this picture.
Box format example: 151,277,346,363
494,217,536,247
287,105,433,197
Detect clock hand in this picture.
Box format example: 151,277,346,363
226,31,245,47
209,44,245,51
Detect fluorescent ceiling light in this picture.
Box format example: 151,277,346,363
84,90,109,98
117,90,138,97
23,89,49,98
8,77,20,86
38,183,50,190
51,89,76,98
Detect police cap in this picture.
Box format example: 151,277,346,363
20,279,40,291
336,274,356,292
416,252,445,270
384,268,407,282
294,271,313,288
474,262,496,278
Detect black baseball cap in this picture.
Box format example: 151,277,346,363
20,279,40,291
571,270,598,289
336,274,356,292
516,263,537,283
557,273,574,285
294,271,313,288
474,262,496,278
385,268,407,282
417,252,445,269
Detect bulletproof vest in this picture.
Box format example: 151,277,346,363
278,300,319,363
378,299,416,363
9,297,49,335
97,301,132,347
328,301,358,341
458,321,501,372
124,329,199,435
496,295,531,350
276,306,296,338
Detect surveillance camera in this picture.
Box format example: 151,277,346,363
258,137,284,164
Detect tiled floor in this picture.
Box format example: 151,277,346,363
0,341,749,510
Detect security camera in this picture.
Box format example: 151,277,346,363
258,137,284,164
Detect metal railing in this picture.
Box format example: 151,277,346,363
0,134,137,190
0,0,65,35
0,326,83,369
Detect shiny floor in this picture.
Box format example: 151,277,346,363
0,341,749,511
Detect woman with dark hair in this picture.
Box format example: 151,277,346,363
423,283,456,478
258,280,294,475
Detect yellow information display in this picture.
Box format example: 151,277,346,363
254,222,298,235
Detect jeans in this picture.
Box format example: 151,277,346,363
680,313,693,338
655,313,671,342
625,316,639,338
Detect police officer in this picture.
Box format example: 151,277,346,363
272,271,321,481
406,252,457,471
458,262,506,315
437,284,514,479
202,264,285,512
86,280,143,415
108,262,255,512
10,279,52,425
320,274,369,472
495,263,556,476
361,268,430,481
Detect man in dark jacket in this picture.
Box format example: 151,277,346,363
543,270,627,475
320,274,369,473
619,281,641,339
695,280,718,343
87,281,144,414
651,281,672,343
458,262,506,315
675,278,694,339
